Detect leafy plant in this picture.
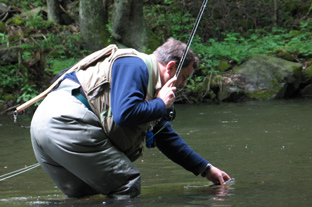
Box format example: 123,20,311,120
25,12,54,29
0,65,24,89
2,0,46,11
17,83,38,104
0,33,9,45
45,57,80,75
144,1,196,42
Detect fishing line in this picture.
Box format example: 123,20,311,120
0,163,40,182
167,0,208,121
175,0,208,79
146,121,170,143
13,111,30,129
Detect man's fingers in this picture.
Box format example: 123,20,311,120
165,76,177,87
219,172,231,185
217,173,225,185
223,173,231,182
206,166,232,186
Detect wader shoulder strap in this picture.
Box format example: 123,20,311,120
137,54,160,98
15,45,118,113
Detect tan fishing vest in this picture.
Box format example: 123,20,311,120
76,45,161,161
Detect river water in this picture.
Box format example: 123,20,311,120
1,99,312,207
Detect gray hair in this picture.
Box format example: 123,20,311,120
153,37,198,70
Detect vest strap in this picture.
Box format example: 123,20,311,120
73,90,93,111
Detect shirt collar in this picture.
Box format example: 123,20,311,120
149,54,162,97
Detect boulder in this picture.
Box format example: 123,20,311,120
220,55,302,101
300,84,312,98
302,65,312,84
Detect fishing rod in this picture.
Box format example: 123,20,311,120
148,0,209,147
163,0,208,122
175,0,208,79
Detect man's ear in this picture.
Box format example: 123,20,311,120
166,61,177,75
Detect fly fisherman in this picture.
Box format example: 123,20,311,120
30,38,231,199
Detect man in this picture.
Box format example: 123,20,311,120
30,38,230,199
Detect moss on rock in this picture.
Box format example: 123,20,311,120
278,51,296,61
244,85,282,100
0,21,7,33
218,61,232,72
304,65,312,82
7,16,25,26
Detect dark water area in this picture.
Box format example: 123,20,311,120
1,99,312,206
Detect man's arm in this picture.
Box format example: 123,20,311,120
111,57,167,127
154,120,209,175
154,120,231,184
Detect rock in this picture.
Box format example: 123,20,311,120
300,84,312,98
0,3,9,13
220,84,247,102
0,46,21,63
276,49,297,61
221,55,302,101
20,7,47,18
0,93,16,112
217,75,247,102
302,65,312,84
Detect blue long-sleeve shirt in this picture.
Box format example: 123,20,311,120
111,57,209,176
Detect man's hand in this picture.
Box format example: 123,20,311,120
205,166,231,185
157,76,177,108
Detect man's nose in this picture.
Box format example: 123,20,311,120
179,82,186,88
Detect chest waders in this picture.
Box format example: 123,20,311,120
76,48,161,159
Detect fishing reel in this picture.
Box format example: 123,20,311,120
163,105,176,121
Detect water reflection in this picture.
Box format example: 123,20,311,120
183,182,234,206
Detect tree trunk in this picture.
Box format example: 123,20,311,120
47,0,62,24
274,0,279,26
111,0,145,51
79,0,110,51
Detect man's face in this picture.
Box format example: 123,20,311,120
175,63,194,88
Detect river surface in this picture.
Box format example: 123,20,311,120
1,99,312,207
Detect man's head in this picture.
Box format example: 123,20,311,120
153,38,198,88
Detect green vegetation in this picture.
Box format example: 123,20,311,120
175,25,312,102
143,1,312,102
1,0,312,110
